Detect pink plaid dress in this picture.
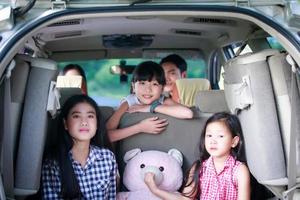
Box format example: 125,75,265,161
199,155,242,200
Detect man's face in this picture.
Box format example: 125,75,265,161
162,62,186,94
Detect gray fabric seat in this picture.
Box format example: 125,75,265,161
1,56,30,197
267,52,300,197
195,90,229,114
99,106,115,123
14,57,58,195
117,112,207,175
223,49,289,197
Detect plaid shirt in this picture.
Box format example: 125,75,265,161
42,145,117,200
199,155,242,200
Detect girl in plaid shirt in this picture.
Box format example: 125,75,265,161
42,95,117,199
145,112,250,200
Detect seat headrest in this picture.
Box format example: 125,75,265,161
175,78,211,107
195,90,229,113
56,75,84,105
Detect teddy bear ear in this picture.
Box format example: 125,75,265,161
168,148,183,167
123,148,142,163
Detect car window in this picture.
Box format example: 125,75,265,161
58,58,206,107
267,37,285,51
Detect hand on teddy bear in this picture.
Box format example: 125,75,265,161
117,148,183,200
144,172,158,193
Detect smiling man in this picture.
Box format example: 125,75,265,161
160,54,187,98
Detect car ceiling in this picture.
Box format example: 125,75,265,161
32,14,259,60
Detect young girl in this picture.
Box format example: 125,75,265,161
42,94,117,199
106,61,193,142
144,112,250,200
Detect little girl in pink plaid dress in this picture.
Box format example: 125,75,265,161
144,112,250,200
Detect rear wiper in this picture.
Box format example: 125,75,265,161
130,0,152,6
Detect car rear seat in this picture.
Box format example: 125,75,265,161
223,49,299,198
195,90,229,114
267,52,300,198
13,56,58,196
1,56,30,198
117,112,207,174
117,88,231,188
99,106,115,123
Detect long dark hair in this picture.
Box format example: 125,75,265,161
47,94,112,199
182,112,244,198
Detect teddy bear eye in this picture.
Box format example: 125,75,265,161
140,164,145,168
159,166,164,172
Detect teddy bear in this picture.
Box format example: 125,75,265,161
117,148,183,200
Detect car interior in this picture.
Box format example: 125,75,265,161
0,3,299,200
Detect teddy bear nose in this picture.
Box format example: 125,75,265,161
140,165,163,186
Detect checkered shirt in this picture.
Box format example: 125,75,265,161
199,155,242,200
42,145,117,200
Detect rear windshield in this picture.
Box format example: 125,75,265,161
58,58,206,107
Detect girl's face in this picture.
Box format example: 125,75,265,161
132,79,163,105
204,121,239,159
64,102,97,143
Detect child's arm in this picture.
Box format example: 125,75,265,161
127,98,193,119
154,98,193,119
237,164,251,200
107,116,168,142
144,165,197,200
106,102,128,131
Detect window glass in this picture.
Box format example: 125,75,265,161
58,58,206,107
233,44,253,55
267,37,285,51
218,66,225,90
223,42,253,60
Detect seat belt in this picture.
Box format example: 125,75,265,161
2,60,16,199
283,55,300,200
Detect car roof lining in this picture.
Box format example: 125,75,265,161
1,9,300,70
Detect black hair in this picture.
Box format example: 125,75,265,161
182,112,244,198
62,64,87,82
132,61,166,85
46,94,112,199
160,54,187,73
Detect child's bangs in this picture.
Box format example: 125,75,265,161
134,70,165,85
135,72,155,82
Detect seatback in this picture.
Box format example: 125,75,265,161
268,52,300,198
223,49,286,183
117,113,207,175
99,106,115,123
195,90,229,113
14,56,58,195
175,78,211,107
268,53,293,164
1,56,30,197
